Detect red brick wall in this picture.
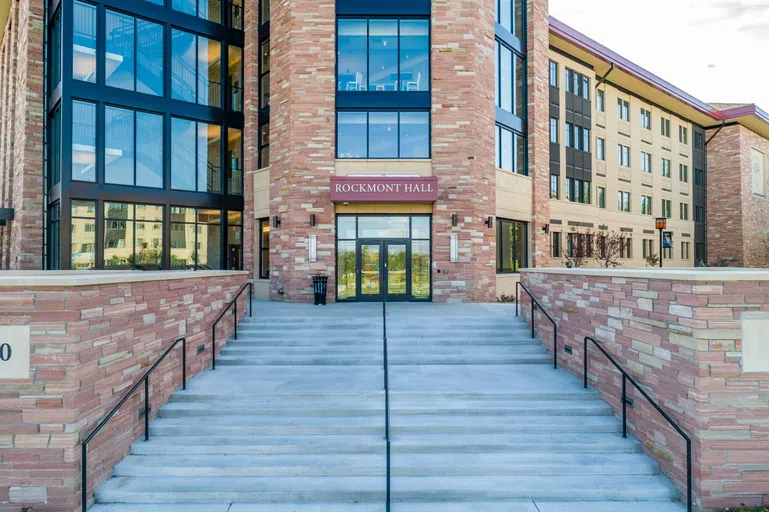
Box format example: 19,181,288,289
3,0,44,271
0,272,249,512
430,0,497,302
706,124,769,268
268,0,336,302
527,0,551,267
707,125,745,266
521,269,769,511
0,1,19,270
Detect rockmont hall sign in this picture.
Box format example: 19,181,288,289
329,176,439,203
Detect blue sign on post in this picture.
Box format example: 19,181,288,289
662,231,673,249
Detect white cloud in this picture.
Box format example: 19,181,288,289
549,0,769,112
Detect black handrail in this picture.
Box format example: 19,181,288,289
382,294,391,512
211,281,253,370
81,337,186,512
516,281,559,369
584,336,692,512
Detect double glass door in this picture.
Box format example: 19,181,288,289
358,240,409,302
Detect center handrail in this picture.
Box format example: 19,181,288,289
211,281,254,369
81,337,186,512
515,281,559,369
584,336,692,512
382,296,391,512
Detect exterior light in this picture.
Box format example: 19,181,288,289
451,213,457,227
272,216,281,229
655,217,667,230
486,216,494,229
310,214,316,227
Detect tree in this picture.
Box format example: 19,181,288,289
645,252,660,267
593,230,626,268
562,227,594,268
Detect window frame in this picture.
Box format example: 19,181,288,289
496,218,528,274
336,110,432,160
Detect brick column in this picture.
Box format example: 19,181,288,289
242,0,259,279
431,0,497,303
268,0,336,301
8,0,45,270
706,125,744,267
527,0,551,267
0,1,19,270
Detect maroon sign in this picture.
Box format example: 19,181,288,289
330,176,439,203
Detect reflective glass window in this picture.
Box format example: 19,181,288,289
105,11,135,90
73,1,96,83
105,107,135,186
137,19,164,96
72,101,96,182
369,20,398,91
172,29,197,103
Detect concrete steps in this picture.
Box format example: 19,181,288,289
90,302,685,511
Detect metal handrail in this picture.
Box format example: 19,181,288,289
211,281,253,370
80,337,187,512
382,295,391,512
515,281,559,369
584,336,692,512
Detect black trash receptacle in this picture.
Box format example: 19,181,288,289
312,274,329,305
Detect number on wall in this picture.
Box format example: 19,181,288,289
0,343,11,362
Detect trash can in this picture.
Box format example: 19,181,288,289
312,274,329,305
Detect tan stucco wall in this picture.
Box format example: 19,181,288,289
335,159,432,177
545,49,697,269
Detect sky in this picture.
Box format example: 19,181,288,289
549,0,769,112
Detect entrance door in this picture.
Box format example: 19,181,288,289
356,240,410,302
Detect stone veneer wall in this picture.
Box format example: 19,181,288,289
521,268,769,511
268,0,336,302
0,271,249,511
0,0,44,271
707,124,769,268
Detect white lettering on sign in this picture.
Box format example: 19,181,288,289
0,325,31,380
334,183,434,194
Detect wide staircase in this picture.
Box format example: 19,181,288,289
90,301,685,511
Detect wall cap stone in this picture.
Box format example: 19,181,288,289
0,270,250,287
522,267,769,282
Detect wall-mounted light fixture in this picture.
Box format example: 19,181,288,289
272,216,281,229
310,214,316,227
0,208,14,227
309,235,317,262
542,224,549,234
451,213,457,227
486,216,494,229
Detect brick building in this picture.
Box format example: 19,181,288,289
2,0,769,303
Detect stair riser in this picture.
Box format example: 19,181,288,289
158,407,612,417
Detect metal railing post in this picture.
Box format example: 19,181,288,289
212,322,217,370
234,300,238,341
553,324,558,370
249,282,253,317
622,375,627,438
144,379,149,441
515,281,519,317
531,303,536,339
687,439,692,512
583,337,588,388
182,338,187,390
81,445,87,512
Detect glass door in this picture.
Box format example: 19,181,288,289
385,241,409,302
358,241,382,301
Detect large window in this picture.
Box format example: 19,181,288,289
565,68,589,100
641,195,653,215
617,144,630,167
259,218,270,279
641,151,652,173
662,198,672,218
597,186,606,209
72,100,96,182
617,98,629,121
171,117,222,192
496,125,526,175
73,1,96,83
640,108,651,130
228,128,243,195
228,45,243,112
170,208,222,269
260,39,270,108
337,111,430,159
566,178,590,204
71,200,96,270
47,202,61,270
49,7,62,89
496,0,524,38
495,40,524,117
497,219,527,273
172,29,222,108
173,0,222,24
618,191,630,212
565,123,589,152
227,211,243,270
105,107,163,188
48,106,62,189
104,202,163,269
661,158,671,178
337,18,429,92
105,11,163,96
550,175,559,199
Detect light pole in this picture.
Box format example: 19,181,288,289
655,217,667,268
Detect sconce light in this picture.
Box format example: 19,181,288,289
310,214,316,227
0,208,14,227
272,216,281,229
451,213,458,227
542,224,550,234
309,235,317,262
486,216,494,229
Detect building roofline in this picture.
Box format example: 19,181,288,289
549,15,769,133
